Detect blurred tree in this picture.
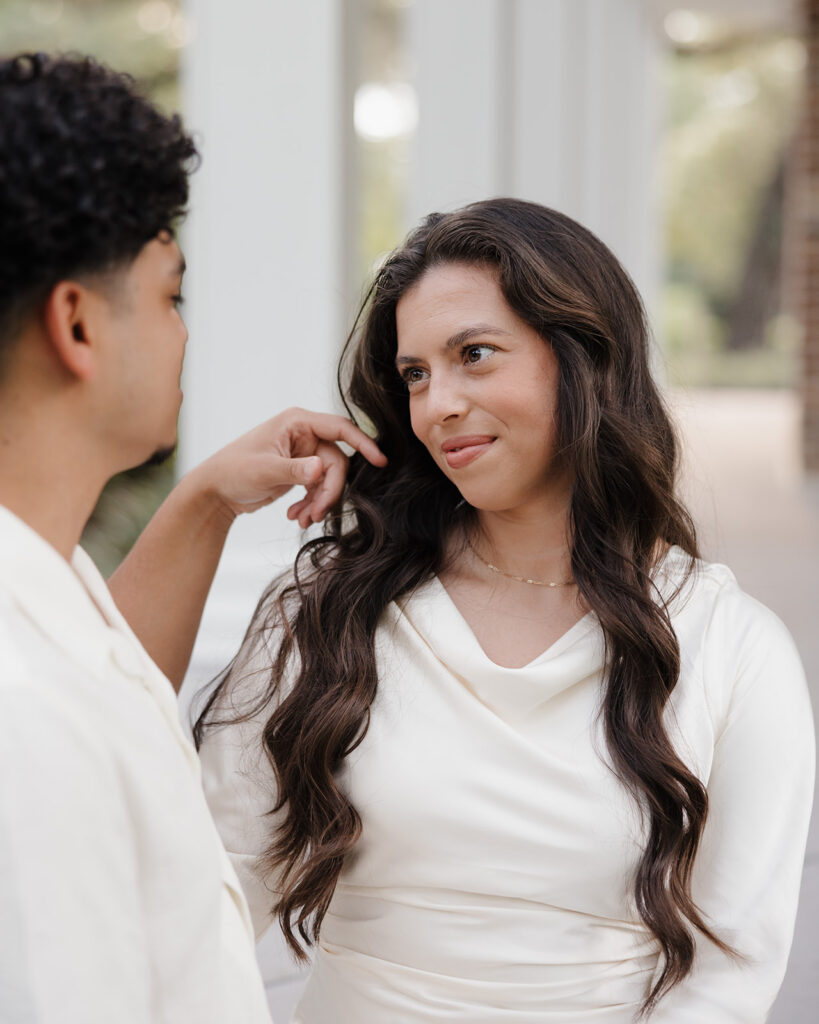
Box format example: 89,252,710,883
663,31,805,385
727,153,785,351
0,0,186,108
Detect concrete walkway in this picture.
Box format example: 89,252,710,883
670,388,819,1023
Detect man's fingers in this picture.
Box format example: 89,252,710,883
225,412,384,521
284,441,348,526
246,454,321,503
289,455,323,485
286,495,311,521
310,457,346,521
284,410,387,467
297,444,347,523
332,420,387,467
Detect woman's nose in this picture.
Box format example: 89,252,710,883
425,372,469,422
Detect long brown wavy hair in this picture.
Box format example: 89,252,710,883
195,198,735,1014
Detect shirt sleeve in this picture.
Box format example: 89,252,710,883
0,685,153,1024
197,628,289,941
650,590,815,1022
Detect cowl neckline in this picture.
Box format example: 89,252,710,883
396,547,692,723
397,578,602,722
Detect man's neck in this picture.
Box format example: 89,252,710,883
0,417,108,562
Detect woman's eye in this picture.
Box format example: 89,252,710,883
464,344,493,364
172,293,185,308
402,367,427,387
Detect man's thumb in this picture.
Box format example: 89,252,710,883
291,455,323,484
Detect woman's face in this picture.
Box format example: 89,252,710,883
394,262,571,516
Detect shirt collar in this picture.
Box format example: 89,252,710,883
0,503,202,774
0,504,120,678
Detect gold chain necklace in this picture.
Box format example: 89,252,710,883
467,539,575,588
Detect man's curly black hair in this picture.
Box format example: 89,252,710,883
0,52,199,350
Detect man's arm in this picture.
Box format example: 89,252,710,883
108,408,386,690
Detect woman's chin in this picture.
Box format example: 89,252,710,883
452,488,519,514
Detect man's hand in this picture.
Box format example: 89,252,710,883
190,407,387,528
109,408,386,688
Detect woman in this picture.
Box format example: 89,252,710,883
195,199,814,1022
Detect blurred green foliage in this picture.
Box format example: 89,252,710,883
82,460,176,578
0,0,184,108
662,31,805,386
0,0,186,574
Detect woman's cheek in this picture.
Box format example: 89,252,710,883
408,404,426,446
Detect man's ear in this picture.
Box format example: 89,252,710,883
42,281,100,381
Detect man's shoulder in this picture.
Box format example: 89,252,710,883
0,623,111,780
0,589,39,690
0,596,142,785
0,586,117,718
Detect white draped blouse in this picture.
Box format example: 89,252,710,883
199,548,815,1022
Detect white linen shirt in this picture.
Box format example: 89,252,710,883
0,505,272,1024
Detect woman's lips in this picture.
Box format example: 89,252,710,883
441,436,496,469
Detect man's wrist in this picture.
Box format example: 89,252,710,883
174,459,238,533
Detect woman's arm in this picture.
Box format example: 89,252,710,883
108,408,385,690
650,593,815,1023
196,626,287,940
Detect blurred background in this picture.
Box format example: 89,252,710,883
2,0,816,1019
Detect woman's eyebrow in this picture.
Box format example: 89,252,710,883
395,325,509,367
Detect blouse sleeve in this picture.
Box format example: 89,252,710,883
650,587,815,1022
197,625,290,941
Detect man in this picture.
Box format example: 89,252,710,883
0,53,384,1022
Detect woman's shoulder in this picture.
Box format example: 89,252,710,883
655,544,734,600
656,544,747,611
660,545,798,661
661,547,807,724
660,545,789,638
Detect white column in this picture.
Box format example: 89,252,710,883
179,0,356,684
407,0,507,222
407,0,663,315
180,0,352,469
180,3,356,1016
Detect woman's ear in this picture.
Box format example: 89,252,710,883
42,281,99,380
